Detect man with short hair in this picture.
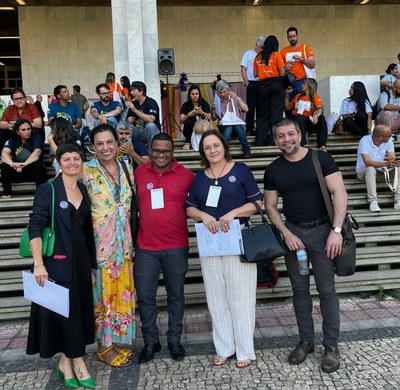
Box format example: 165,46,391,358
70,85,89,119
356,124,400,212
126,81,160,145
240,36,265,135
264,118,347,374
281,27,315,96
0,88,43,150
116,121,149,169
376,79,400,133
48,85,81,129
33,95,46,142
90,83,122,130
134,133,194,364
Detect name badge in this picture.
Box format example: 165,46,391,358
151,188,164,209
206,186,221,208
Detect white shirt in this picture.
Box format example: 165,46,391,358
340,98,372,115
356,134,395,172
240,49,258,81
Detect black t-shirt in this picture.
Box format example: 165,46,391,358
180,100,211,116
263,149,338,223
127,96,160,130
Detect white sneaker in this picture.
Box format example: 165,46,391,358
394,202,400,210
369,201,381,212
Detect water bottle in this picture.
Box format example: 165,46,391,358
296,249,309,275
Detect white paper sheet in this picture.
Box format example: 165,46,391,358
219,110,246,126
22,271,70,318
194,219,244,257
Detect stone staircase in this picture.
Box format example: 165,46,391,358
1,134,400,320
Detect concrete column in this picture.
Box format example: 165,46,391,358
111,0,161,107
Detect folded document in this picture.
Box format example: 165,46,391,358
22,271,70,318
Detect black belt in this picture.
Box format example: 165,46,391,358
287,216,329,229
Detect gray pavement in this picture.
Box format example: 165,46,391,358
0,297,400,389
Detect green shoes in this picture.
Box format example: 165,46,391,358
56,362,96,388
55,363,79,388
77,376,96,389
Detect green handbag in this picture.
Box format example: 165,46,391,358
19,183,56,257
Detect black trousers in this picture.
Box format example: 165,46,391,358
134,246,189,344
1,161,47,195
294,114,328,148
255,77,285,146
182,117,196,143
245,81,259,134
342,112,368,137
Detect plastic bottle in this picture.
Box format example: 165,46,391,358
296,249,309,275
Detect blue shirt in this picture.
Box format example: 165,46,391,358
186,162,263,224
4,129,43,162
91,100,122,116
48,102,81,125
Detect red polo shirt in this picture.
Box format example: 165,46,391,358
134,159,195,250
1,103,41,123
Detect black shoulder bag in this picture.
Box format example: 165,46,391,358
240,202,286,263
312,150,359,276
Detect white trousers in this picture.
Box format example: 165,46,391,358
357,166,400,203
200,254,257,361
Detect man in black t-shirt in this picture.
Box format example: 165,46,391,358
126,81,160,145
263,119,347,374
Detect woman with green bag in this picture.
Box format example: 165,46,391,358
27,143,97,389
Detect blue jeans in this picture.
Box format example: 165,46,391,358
93,116,118,130
132,122,160,146
219,125,250,153
284,221,340,347
134,246,189,344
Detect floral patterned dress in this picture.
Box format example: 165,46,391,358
82,158,135,347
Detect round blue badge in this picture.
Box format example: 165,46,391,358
228,175,236,183
59,201,68,209
147,183,154,190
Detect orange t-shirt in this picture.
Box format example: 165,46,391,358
122,87,132,101
281,44,313,80
253,52,285,80
107,82,122,94
289,93,323,117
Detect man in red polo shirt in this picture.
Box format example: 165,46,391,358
134,132,194,364
0,88,42,151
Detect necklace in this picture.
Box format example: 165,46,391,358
209,160,228,185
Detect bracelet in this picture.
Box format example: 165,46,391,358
34,264,44,269
237,98,242,102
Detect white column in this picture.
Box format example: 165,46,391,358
111,0,161,107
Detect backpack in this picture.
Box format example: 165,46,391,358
257,261,279,289
372,90,390,120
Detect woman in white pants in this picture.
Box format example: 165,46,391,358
186,129,263,368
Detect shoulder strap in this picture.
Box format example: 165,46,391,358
120,160,138,209
251,201,269,225
311,150,334,223
49,182,55,230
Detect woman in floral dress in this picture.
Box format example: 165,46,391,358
82,124,135,367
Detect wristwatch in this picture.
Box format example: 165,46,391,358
332,226,342,234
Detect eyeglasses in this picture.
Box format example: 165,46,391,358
12,97,25,101
151,149,173,156
99,92,110,95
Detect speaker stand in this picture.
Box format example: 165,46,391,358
161,74,182,137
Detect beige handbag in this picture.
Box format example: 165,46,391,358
193,113,212,134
